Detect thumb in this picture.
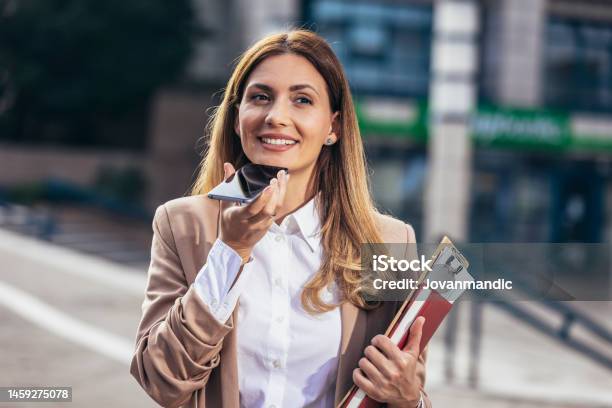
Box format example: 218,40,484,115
404,316,425,357
223,162,236,180
220,162,238,212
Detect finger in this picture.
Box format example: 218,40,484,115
364,345,396,379
371,335,404,362
358,356,385,386
263,178,280,216
352,369,380,402
238,184,274,218
219,163,239,211
223,162,236,180
248,179,279,223
403,316,425,357
276,170,288,211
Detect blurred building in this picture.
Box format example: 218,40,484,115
298,0,612,243
0,0,302,211
2,0,612,244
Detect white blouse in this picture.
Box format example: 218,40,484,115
194,198,342,408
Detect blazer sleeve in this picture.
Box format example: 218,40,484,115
130,204,233,408
404,223,433,408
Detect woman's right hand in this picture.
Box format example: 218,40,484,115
218,162,288,262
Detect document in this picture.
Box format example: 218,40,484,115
338,237,473,408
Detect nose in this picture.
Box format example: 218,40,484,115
264,99,290,127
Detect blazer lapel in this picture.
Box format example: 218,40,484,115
334,301,367,406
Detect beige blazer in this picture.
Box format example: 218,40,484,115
130,195,432,408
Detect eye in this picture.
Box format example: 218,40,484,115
251,94,270,102
296,96,312,105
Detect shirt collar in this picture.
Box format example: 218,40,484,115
271,195,321,252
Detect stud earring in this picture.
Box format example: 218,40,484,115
325,137,334,145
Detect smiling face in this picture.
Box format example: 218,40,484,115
235,53,339,178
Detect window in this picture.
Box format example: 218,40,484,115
305,0,433,98
545,16,612,112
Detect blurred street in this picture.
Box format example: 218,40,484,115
427,301,612,408
0,228,610,408
0,228,155,407
0,203,152,269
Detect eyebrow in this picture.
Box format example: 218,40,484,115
248,82,320,96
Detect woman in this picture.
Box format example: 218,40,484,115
130,29,431,408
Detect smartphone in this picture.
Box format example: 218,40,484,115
207,163,288,204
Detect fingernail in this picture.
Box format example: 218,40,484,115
263,186,272,194
271,178,278,186
278,170,285,178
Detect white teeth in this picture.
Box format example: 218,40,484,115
261,138,296,145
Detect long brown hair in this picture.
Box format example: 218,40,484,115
190,29,384,313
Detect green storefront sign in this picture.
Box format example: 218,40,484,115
355,98,612,151
355,98,428,142
471,106,569,149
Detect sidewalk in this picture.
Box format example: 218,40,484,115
0,228,611,407
0,229,156,407
426,301,612,407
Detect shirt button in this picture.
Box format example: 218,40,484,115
275,235,283,242
276,316,284,323
269,405,277,408
210,299,218,307
272,359,282,368
274,277,283,287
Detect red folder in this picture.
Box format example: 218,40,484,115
338,237,471,408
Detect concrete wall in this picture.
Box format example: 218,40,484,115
0,145,146,186
145,88,218,209
234,0,300,47
188,0,240,82
493,0,547,108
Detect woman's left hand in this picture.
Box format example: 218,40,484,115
353,316,425,408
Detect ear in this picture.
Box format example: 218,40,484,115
233,104,241,136
328,111,340,142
